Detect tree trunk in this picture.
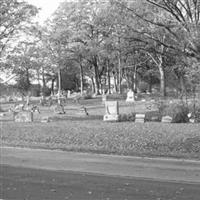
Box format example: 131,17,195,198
91,76,95,94
118,51,121,94
133,66,137,93
51,79,55,95
158,58,166,97
180,75,185,95
93,56,100,95
107,60,111,94
57,68,62,104
42,67,46,88
113,73,118,93
148,76,152,93
80,63,84,96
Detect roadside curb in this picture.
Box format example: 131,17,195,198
1,145,200,164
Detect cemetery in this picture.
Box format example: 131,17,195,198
1,91,200,160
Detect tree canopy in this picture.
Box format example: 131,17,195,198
1,0,200,97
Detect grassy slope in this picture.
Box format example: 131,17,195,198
1,98,200,159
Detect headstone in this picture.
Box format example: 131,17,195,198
0,113,6,117
14,111,33,122
103,101,119,122
102,94,107,104
161,116,172,123
77,106,89,116
135,114,145,123
67,90,71,98
151,116,160,122
41,116,50,123
189,118,195,123
126,90,135,102
54,104,65,114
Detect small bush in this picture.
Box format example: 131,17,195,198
107,93,126,100
82,93,93,100
159,101,189,123
119,113,135,122
145,111,161,122
138,81,148,93
41,87,51,96
188,101,200,123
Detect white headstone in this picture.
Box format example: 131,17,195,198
126,90,135,102
161,116,172,123
67,90,71,98
135,113,145,123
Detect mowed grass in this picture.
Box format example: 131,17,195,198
1,98,200,160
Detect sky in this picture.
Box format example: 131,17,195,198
26,0,63,23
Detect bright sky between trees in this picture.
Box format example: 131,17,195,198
26,0,63,23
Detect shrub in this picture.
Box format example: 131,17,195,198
145,111,161,122
107,93,126,100
159,101,189,123
119,113,135,122
41,87,51,96
138,81,148,93
82,93,93,100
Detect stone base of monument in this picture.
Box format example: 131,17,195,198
14,111,33,122
161,116,172,123
135,114,145,123
54,104,65,114
103,114,119,122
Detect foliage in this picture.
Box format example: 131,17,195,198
82,93,93,100
158,101,189,123
0,0,38,57
41,86,51,97
119,113,135,122
188,100,200,123
1,0,200,99
15,70,31,94
138,81,149,93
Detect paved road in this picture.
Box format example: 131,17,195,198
1,165,200,200
1,147,200,183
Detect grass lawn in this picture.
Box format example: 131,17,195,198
1,98,200,160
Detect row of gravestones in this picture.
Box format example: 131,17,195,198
10,103,89,123
103,101,173,123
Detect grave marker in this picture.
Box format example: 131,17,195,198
126,90,135,102
103,101,119,122
14,111,33,122
161,116,172,123
77,106,89,116
135,113,145,123
102,94,107,104
41,116,50,123
54,104,65,114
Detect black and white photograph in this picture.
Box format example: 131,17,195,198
0,0,200,199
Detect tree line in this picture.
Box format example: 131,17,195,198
1,0,200,98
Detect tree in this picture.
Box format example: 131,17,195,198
0,0,38,57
